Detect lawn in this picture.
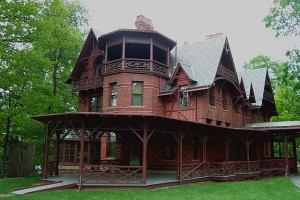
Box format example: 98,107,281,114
0,176,299,200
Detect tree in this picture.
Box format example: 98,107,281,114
264,0,300,37
0,0,88,177
243,55,280,70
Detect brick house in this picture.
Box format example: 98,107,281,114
33,16,299,188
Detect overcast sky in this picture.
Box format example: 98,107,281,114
80,0,298,72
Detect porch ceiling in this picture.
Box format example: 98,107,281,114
32,112,265,136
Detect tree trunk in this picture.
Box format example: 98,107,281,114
2,116,11,178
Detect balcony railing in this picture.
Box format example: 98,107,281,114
106,58,168,77
72,76,103,92
217,65,239,85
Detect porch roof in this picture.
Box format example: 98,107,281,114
245,121,300,136
32,112,265,136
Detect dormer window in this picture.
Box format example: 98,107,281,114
179,85,189,107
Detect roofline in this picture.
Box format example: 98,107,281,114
98,28,177,50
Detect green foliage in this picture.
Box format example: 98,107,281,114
1,177,300,199
0,0,88,176
243,55,280,70
264,0,300,37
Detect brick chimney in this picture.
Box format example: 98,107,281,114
135,15,154,31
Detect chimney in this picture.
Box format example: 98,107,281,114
135,15,154,31
205,33,223,40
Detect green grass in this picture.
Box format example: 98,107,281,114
0,177,41,194
1,177,300,200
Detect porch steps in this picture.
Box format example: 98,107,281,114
12,178,77,195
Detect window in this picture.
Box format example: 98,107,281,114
132,82,143,106
59,141,75,163
209,87,215,106
108,132,116,158
235,104,241,115
164,134,175,160
90,96,102,112
110,83,117,107
179,86,189,107
93,56,104,76
192,136,198,160
222,89,227,110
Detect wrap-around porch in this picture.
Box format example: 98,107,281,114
34,113,299,189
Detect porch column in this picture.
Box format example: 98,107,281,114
224,136,231,161
292,137,298,173
179,132,183,185
242,136,252,171
150,38,153,71
43,126,50,179
55,132,60,176
122,36,125,70
284,135,290,176
142,123,148,184
78,122,85,190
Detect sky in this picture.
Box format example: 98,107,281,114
79,0,298,72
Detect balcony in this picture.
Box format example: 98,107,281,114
105,58,169,77
72,76,103,92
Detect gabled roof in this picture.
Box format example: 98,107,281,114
67,28,101,83
238,68,268,107
170,35,228,88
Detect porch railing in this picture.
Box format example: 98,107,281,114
181,159,286,180
82,164,143,184
72,76,103,92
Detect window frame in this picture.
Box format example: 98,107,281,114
110,83,117,107
179,85,189,108
131,81,143,106
90,96,102,112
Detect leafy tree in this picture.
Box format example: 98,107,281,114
243,55,280,70
264,0,300,37
0,0,88,177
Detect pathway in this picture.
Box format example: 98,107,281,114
290,174,300,188
12,175,77,195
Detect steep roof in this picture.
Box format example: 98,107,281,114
170,35,228,88
238,68,268,107
67,28,101,83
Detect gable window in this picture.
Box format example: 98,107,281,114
90,96,102,112
179,85,189,107
93,56,104,76
164,134,175,160
235,104,241,115
222,89,227,110
209,87,215,106
110,83,117,107
132,82,143,106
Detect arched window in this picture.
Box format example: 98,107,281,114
93,56,104,76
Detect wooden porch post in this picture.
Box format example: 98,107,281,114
284,135,290,176
292,137,298,173
55,132,60,176
150,38,153,71
43,126,50,179
242,136,252,171
78,122,85,190
142,123,148,184
179,132,183,185
122,36,125,70
225,136,231,162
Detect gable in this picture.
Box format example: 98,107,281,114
168,63,195,87
67,28,101,83
215,38,239,86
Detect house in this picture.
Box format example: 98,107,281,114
33,16,299,189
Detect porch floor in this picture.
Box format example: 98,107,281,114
47,170,179,188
